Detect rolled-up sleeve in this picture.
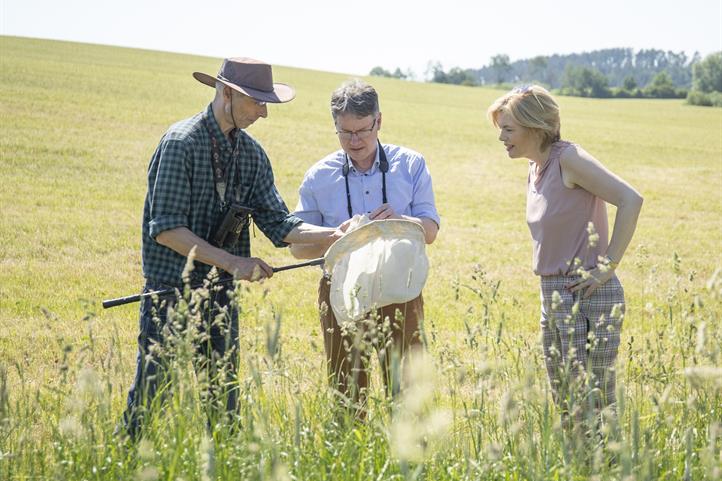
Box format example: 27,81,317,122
410,156,441,227
148,139,192,239
250,152,304,247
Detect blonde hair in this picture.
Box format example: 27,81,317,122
487,85,561,150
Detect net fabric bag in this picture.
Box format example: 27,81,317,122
323,216,429,326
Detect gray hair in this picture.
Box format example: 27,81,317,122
330,79,379,120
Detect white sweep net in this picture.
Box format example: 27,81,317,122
323,216,429,326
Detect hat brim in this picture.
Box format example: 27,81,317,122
193,71,295,103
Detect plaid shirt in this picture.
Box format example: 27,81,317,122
141,104,303,286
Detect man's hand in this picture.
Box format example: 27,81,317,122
369,203,401,220
337,218,356,235
225,255,274,282
328,227,345,247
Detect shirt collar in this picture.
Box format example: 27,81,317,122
348,146,381,175
203,103,235,152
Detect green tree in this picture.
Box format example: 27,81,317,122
562,65,611,97
687,52,722,107
529,56,548,83
623,75,638,91
446,67,478,86
644,71,679,98
490,54,512,84
370,66,408,80
392,67,408,80
692,52,722,93
425,61,448,83
370,66,391,77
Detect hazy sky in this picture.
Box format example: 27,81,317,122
3,0,720,78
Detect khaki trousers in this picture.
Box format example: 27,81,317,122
318,276,424,407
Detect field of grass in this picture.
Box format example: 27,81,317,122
1,36,721,480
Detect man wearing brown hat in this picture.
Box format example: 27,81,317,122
121,57,341,438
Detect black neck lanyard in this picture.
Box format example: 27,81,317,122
204,120,236,209
343,140,388,219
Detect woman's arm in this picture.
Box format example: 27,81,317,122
560,144,644,297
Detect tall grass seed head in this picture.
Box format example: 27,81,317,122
137,438,155,461
182,245,197,281
683,366,722,388
200,435,216,481
588,234,599,248
390,409,451,463
58,415,85,439
586,222,599,247
403,351,437,413
551,290,562,311
137,466,160,481
76,366,104,400
705,267,721,297
645,302,655,315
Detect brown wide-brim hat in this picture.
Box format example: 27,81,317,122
193,57,295,103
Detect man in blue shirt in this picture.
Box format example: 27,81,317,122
291,79,440,412
122,57,342,438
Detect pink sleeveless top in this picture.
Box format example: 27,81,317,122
526,141,608,276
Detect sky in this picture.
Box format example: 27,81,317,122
2,0,720,79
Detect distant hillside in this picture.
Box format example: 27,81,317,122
473,48,697,88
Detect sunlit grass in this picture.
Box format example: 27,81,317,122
1,36,721,480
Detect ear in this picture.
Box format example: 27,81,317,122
376,112,382,132
534,129,547,147
223,85,233,102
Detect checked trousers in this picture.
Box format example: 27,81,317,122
539,273,625,415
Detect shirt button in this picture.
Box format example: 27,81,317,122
365,190,369,194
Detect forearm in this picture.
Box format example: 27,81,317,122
284,223,339,259
283,223,337,246
289,242,328,259
606,192,644,266
401,215,439,244
156,227,233,272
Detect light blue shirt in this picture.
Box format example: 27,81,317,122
294,143,440,228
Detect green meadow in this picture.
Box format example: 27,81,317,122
1,36,721,480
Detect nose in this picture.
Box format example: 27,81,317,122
258,104,268,119
498,131,505,142
349,133,363,145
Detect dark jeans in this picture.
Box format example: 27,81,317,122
121,280,239,438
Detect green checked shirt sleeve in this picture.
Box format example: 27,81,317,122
141,114,208,287
146,138,193,239
239,136,304,247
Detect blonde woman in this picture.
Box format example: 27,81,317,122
488,85,643,426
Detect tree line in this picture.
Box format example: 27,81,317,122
370,49,722,107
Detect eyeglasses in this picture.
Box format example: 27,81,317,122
336,118,377,141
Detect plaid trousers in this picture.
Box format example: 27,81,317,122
540,274,625,413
